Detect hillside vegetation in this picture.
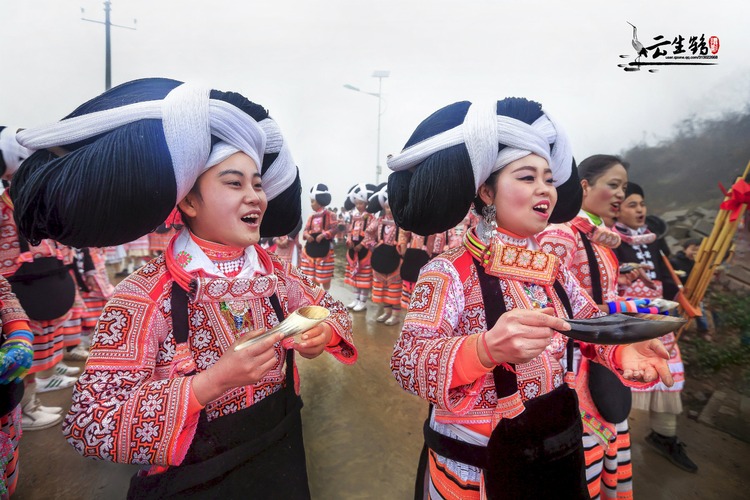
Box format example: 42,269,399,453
621,107,750,213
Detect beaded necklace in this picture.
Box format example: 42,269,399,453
187,233,251,330
190,233,246,278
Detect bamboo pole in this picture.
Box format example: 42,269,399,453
675,160,750,341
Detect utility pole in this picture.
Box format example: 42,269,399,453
81,1,136,91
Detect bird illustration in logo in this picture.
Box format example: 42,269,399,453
627,22,649,64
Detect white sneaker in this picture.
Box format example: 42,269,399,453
39,403,64,414
352,300,367,312
22,401,63,431
54,362,81,376
36,374,77,393
376,311,392,322
385,312,401,326
30,394,64,414
64,345,89,361
346,299,359,309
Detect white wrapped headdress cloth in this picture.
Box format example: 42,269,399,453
309,183,332,207
0,126,30,179
343,183,377,211
11,78,301,247
386,98,581,235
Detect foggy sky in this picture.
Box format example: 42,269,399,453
2,0,748,217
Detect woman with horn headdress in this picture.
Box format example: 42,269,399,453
1,126,75,431
299,183,337,289
367,183,403,326
387,98,673,499
343,183,377,312
12,78,357,498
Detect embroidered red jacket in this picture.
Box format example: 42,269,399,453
62,252,355,468
390,238,627,497
303,208,337,240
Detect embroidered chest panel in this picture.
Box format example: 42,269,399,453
378,219,399,246
308,211,329,234
485,245,559,285
349,213,369,240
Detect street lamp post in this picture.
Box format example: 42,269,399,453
343,70,390,184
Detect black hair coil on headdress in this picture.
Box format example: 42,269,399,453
210,90,269,124
388,145,476,235
261,169,302,237
549,158,582,224
366,182,387,214
11,119,176,247
316,192,332,207
343,188,356,211
311,183,332,207
10,78,182,247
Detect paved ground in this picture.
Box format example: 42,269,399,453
14,279,749,499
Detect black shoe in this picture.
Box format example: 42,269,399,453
645,431,699,473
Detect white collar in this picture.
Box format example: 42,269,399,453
172,228,266,278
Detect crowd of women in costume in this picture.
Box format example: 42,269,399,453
0,82,701,499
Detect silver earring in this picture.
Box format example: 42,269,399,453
478,205,497,242
482,205,496,225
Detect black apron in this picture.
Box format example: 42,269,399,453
7,235,76,321
304,233,331,258
347,243,369,262
127,283,310,499
0,380,24,417
416,258,588,499
371,225,401,275
400,248,430,283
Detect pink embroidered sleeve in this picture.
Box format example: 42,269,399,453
559,265,603,320
391,258,486,415
62,293,199,466
281,262,356,364
323,210,337,239
538,223,578,269
0,276,29,325
363,215,378,250
302,214,314,240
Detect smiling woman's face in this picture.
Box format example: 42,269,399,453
178,152,267,248
478,154,557,238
